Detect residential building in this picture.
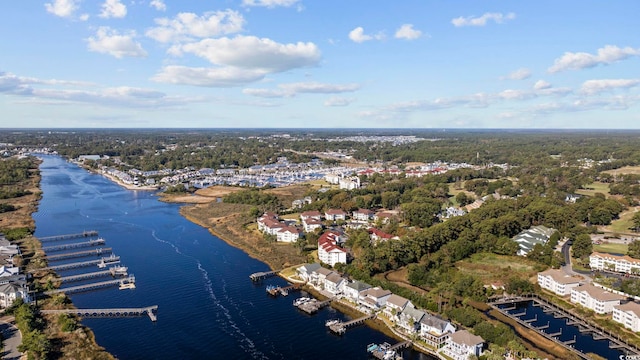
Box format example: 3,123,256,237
300,210,322,222
0,282,29,308
590,252,640,274
352,208,375,222
324,273,346,295
420,314,456,349
339,176,360,190
302,218,323,233
343,280,371,303
512,225,556,256
384,294,411,319
368,228,399,243
318,231,347,267
276,226,301,243
296,263,321,282
398,306,425,334
358,287,392,311
570,284,626,314
613,302,640,332
309,267,335,288
537,268,582,296
325,209,347,221
443,330,485,360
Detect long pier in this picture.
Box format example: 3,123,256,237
46,248,112,261
44,275,135,295
42,239,106,252
329,313,375,334
249,270,279,281
38,231,98,242
57,267,127,283
41,305,157,322
38,256,121,271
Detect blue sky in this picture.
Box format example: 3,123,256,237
1,0,639,128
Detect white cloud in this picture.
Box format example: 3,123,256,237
149,0,166,12
242,0,300,8
581,79,640,95
451,12,516,27
548,45,640,73
45,0,80,18
99,0,126,19
146,10,245,43
86,27,147,59
533,80,551,90
499,89,535,100
243,81,360,98
177,35,320,72
324,97,355,107
348,27,385,43
503,68,531,80
395,24,422,40
151,66,268,87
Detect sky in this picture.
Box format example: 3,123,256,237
1,1,639,129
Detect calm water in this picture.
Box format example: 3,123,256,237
32,155,429,360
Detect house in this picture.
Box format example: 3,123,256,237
0,266,19,278
443,330,485,360
343,280,371,303
324,273,346,295
420,314,456,349
512,225,556,256
441,207,467,219
300,210,322,222
570,284,626,314
352,208,375,222
302,217,323,233
296,263,322,282
339,177,360,190
537,268,582,296
0,282,30,308
318,231,347,267
384,294,411,319
613,301,640,332
368,228,399,243
589,252,640,274
358,287,392,311
309,267,335,288
398,306,425,334
325,209,347,221
276,226,301,243
373,211,397,224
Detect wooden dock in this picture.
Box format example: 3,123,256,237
38,255,121,271
329,313,375,334
58,267,127,283
42,239,106,252
368,340,411,360
38,231,98,242
296,298,333,314
249,270,279,281
46,248,112,261
44,275,135,295
41,305,157,322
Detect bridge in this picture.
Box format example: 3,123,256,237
41,305,157,322
38,231,98,242
57,267,127,283
42,239,106,252
38,255,120,271
44,275,135,295
46,248,112,261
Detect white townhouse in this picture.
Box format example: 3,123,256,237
537,268,582,296
590,252,640,274
398,306,425,334
343,280,371,303
324,273,346,295
300,210,322,222
318,231,347,267
384,294,411,320
296,263,321,282
613,301,640,332
443,330,485,360
309,267,335,288
276,226,301,243
570,284,626,314
358,287,392,312
352,208,375,222
420,314,456,349
0,282,30,308
325,209,347,221
302,218,323,233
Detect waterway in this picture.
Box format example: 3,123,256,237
500,300,625,359
32,155,431,359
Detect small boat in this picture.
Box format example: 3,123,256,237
119,282,136,290
325,319,340,327
293,297,310,306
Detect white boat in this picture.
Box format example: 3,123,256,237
293,297,311,306
119,282,136,290
325,319,340,327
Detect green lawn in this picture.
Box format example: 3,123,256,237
609,208,637,233
576,182,610,197
593,242,628,255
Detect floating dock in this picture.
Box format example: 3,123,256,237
41,305,157,322
42,239,106,252
46,248,112,261
38,231,98,242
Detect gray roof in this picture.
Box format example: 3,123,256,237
513,225,556,254
401,306,425,322
420,314,452,332
386,294,410,309
449,330,484,347
345,280,371,292
299,263,321,273
325,273,344,285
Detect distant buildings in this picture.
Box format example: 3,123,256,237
512,225,556,256
590,252,640,274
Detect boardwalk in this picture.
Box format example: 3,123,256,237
38,231,98,242
42,239,105,252
249,270,279,281
38,255,121,271
41,305,158,322
45,275,135,295
329,313,375,334
57,267,127,283
46,247,112,261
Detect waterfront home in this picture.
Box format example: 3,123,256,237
324,273,346,295
309,267,335,288
325,209,347,221
613,301,640,332
419,314,456,349
0,281,30,308
342,280,371,303
398,306,425,334
384,294,412,320
443,330,485,360
352,208,375,222
512,225,556,256
589,252,640,274
296,263,322,282
570,284,626,314
318,231,347,267
537,268,583,296
276,226,301,243
302,217,323,233
358,287,392,312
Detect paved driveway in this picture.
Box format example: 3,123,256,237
0,318,22,360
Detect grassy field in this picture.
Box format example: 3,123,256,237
603,166,640,175
593,242,628,255
456,252,541,282
607,208,638,233
576,182,610,197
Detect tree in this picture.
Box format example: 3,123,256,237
572,234,593,259
632,212,640,232
629,240,640,259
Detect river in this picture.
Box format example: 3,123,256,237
32,155,430,360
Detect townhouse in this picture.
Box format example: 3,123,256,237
590,252,640,274
613,301,640,332
570,284,626,314
537,268,582,296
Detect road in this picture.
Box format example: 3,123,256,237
0,317,23,360
561,240,592,282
